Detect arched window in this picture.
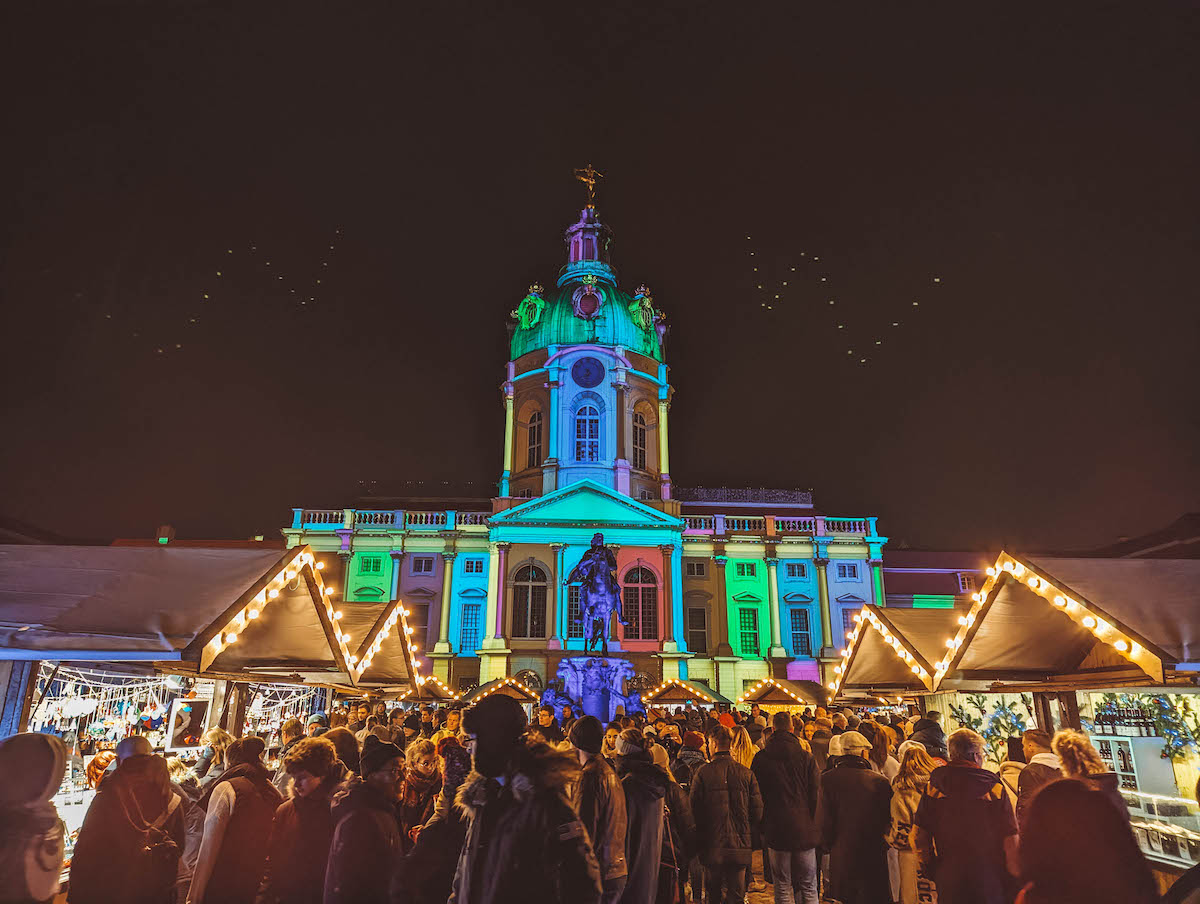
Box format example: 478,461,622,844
632,412,647,470
512,564,548,639
514,668,543,692
526,411,542,469
575,405,600,462
622,566,658,640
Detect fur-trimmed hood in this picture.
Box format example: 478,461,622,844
456,738,581,819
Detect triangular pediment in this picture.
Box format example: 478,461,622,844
491,479,683,529
732,591,763,603
836,594,866,604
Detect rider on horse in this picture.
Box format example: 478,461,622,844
567,532,628,655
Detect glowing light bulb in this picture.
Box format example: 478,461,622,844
1053,596,1066,607
349,655,358,664
1082,616,1096,628
333,611,343,620
316,561,325,570
323,586,333,595
1114,639,1129,652
226,632,238,643
268,588,280,599
248,609,259,619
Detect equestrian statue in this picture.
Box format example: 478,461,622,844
567,532,628,656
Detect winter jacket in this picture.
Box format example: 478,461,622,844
1079,771,1131,821
820,755,893,904
68,755,187,904
616,752,668,904
907,720,948,760
1014,754,1060,831
887,779,938,904
998,760,1023,806
670,747,706,788
914,763,1016,904
397,769,442,849
171,777,203,896
573,753,628,881
750,730,821,851
689,751,763,867
661,775,694,873
190,763,283,904
271,737,302,795
257,773,339,904
325,779,403,904
809,730,832,771
450,740,601,904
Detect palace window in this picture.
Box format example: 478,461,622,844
842,608,860,636
736,562,757,578
527,411,542,469
685,561,707,578
632,412,648,470
836,563,858,580
463,558,485,575
957,573,975,593
511,564,548,639
622,567,659,641
790,608,812,657
515,488,534,499
687,607,708,654
739,608,760,656
409,603,429,634
638,488,654,501
411,556,434,575
460,603,481,653
567,585,584,639
358,555,382,575
785,562,807,579
575,405,600,462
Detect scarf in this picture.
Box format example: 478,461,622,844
398,768,442,833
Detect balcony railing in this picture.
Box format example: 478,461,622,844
290,508,875,539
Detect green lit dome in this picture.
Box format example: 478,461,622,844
509,207,665,362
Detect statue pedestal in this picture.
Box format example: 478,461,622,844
550,655,643,723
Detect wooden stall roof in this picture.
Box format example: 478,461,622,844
736,677,827,707
642,677,731,706
832,605,963,697
937,553,1200,691
462,676,540,704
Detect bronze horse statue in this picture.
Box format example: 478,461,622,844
567,532,627,656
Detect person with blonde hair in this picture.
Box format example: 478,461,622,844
1051,728,1128,818
397,738,441,850
730,725,757,769
887,745,940,904
195,726,233,786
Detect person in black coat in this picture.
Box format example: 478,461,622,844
570,717,629,904
614,730,667,904
689,724,763,904
751,711,821,904
907,713,949,760
258,737,343,904
819,731,892,904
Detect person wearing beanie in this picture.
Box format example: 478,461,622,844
305,713,328,738
188,736,282,904
569,716,628,904
70,738,186,904
671,731,707,788
325,735,403,904
820,730,893,904
0,733,67,904
613,729,670,904
453,695,601,904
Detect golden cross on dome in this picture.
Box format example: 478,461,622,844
573,164,603,207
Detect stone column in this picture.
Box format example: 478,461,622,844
544,375,560,494
484,543,501,645
871,560,887,607
614,381,630,495
659,545,675,650
500,369,515,497
815,556,834,657
657,398,672,499
550,543,567,650
338,551,353,602
766,556,787,659
388,550,405,602
493,543,510,639
435,552,456,650
712,554,734,657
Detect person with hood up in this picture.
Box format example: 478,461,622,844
0,732,67,904
613,730,671,904
689,724,763,904
913,728,1017,904
1051,728,1129,820
450,694,600,904
390,738,473,904
819,730,892,904
187,736,282,904
886,743,939,904
670,730,707,789
397,738,442,850
750,711,821,904
907,711,949,761
325,735,405,904
70,736,186,904
257,737,342,904
569,716,629,904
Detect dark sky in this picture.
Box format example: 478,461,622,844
3,2,1197,551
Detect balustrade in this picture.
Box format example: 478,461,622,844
405,511,448,528
300,509,343,527
354,510,397,527
776,517,816,533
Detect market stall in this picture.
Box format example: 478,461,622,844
830,604,964,701
735,676,827,711
462,676,540,706
641,677,732,709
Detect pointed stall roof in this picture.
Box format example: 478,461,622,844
642,677,732,707
461,676,540,705
736,676,828,708
831,604,963,698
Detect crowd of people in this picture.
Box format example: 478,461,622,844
0,697,1191,904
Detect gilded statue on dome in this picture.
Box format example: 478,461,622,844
511,283,546,330
629,284,658,332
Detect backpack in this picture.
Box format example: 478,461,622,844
117,784,182,901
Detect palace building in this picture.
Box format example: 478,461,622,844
283,190,890,703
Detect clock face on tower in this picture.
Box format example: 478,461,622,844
571,356,605,389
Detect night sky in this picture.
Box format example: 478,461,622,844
4,3,1197,551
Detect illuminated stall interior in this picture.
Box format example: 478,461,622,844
736,676,827,712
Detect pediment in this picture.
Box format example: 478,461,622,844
836,594,866,604
405,587,437,599
459,587,488,598
783,592,814,604
491,479,683,529
731,591,763,603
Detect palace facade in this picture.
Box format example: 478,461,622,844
283,199,891,703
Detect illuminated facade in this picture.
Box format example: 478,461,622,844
283,200,888,701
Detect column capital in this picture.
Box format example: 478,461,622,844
869,559,884,567
441,551,457,561
813,557,830,568
713,554,729,567
389,550,406,560
658,543,676,554
765,557,780,568
490,541,512,553
549,543,568,552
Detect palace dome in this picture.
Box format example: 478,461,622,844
509,206,665,363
